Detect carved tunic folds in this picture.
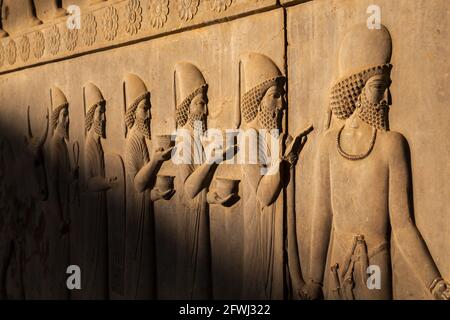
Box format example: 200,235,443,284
175,132,212,299
46,135,71,299
124,127,155,299
82,135,108,299
241,131,284,299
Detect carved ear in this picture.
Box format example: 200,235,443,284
386,88,392,105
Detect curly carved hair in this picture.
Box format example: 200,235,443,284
50,103,69,132
125,92,150,129
85,100,105,132
176,84,208,128
241,76,285,124
329,64,392,120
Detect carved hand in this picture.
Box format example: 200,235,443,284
282,124,314,166
432,279,450,300
108,176,118,188
206,144,239,164
301,281,323,300
154,147,174,162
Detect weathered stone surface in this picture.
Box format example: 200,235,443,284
0,0,277,73
0,0,448,301
287,0,450,300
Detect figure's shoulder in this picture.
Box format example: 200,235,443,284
379,130,410,161
380,130,409,150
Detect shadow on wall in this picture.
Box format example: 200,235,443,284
0,96,291,301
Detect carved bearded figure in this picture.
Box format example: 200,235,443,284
123,74,171,299
174,62,229,299
239,53,302,299
46,86,74,299
81,83,115,299
304,24,450,300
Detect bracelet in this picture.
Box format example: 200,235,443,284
429,277,443,292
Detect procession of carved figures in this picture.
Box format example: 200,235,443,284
0,22,449,300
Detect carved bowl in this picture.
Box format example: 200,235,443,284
155,175,174,192
215,177,238,199
155,134,174,150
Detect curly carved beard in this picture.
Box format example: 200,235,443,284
187,111,206,134
94,119,106,139
135,116,151,140
356,89,389,130
257,100,282,131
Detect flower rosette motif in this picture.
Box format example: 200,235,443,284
0,43,4,67
48,25,60,55
19,36,30,62
6,40,17,65
64,28,78,51
102,6,119,41
126,0,143,36
209,0,232,13
32,31,45,58
82,13,97,46
148,0,169,29
178,0,199,21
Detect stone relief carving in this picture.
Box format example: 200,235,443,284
1,0,41,36
82,13,97,47
47,25,60,56
0,105,49,299
206,176,239,207
64,28,78,52
105,152,126,298
173,62,236,299
123,74,172,298
0,2,447,303
150,134,176,201
18,36,30,62
32,30,45,59
125,0,143,36
81,82,117,299
46,86,78,299
102,6,119,41
209,0,233,13
0,42,4,67
303,24,450,301
5,39,15,65
148,0,169,29
34,0,66,23
0,0,275,71
173,62,211,299
177,0,199,22
238,53,310,299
